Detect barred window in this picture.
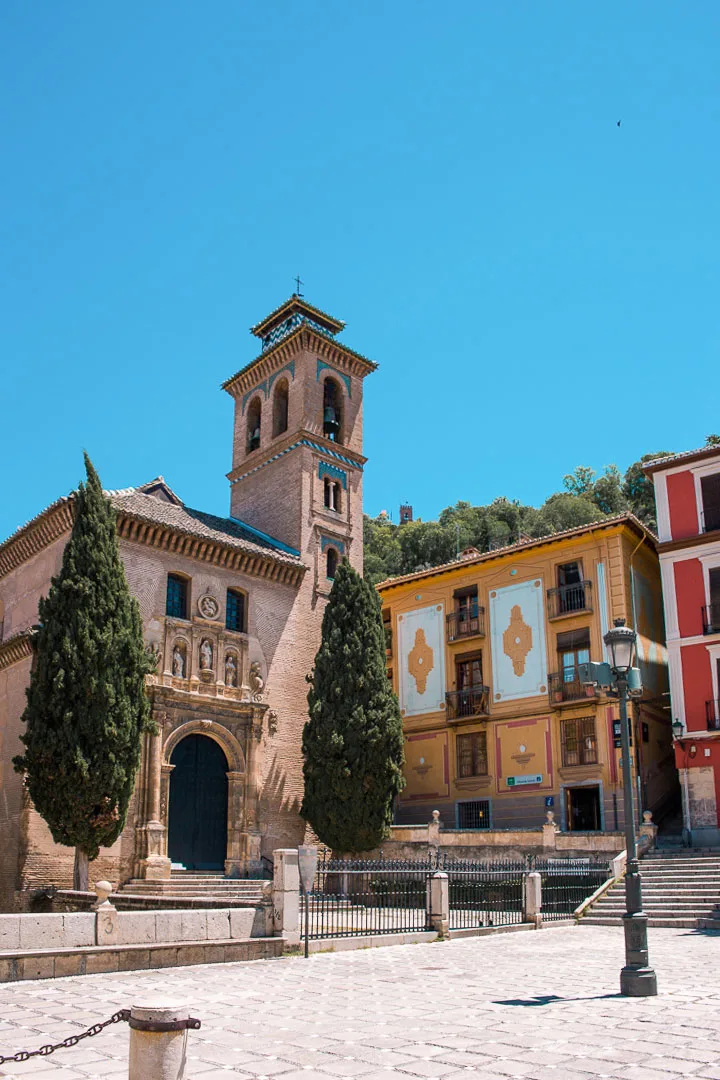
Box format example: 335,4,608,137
166,574,188,619
226,589,246,633
560,716,597,767
457,799,491,829
456,732,488,778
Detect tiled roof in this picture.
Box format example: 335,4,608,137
643,446,720,473
377,512,654,591
109,489,302,565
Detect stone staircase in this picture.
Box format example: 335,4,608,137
113,871,270,909
582,850,720,929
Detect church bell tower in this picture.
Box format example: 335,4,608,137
222,295,376,591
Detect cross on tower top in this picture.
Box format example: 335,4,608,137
294,275,304,297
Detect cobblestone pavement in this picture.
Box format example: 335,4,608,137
0,925,719,1080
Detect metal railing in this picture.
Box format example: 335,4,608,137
446,607,486,641
706,700,720,732
548,670,597,705
446,686,490,720
702,604,720,635
533,858,610,921
306,854,429,939
547,581,593,618
447,859,525,930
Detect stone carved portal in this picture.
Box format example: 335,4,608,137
408,628,434,695
502,604,533,677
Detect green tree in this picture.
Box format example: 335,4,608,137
622,452,674,530
363,514,402,587
563,465,597,498
533,492,602,536
302,561,405,852
705,434,720,447
13,454,153,890
591,465,627,515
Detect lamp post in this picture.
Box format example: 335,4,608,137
604,618,658,997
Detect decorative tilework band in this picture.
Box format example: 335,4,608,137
321,536,345,554
318,461,348,489
316,360,351,398
230,439,361,487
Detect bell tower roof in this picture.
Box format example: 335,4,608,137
250,295,345,352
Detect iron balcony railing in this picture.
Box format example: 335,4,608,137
446,686,491,720
706,700,720,732
547,580,593,619
446,607,486,641
384,627,393,657
548,669,597,705
702,604,720,635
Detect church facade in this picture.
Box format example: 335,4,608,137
0,296,375,911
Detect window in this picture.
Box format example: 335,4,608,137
166,574,188,619
457,732,488,778
455,586,479,624
226,589,246,633
247,397,261,453
326,547,339,580
556,561,587,613
323,477,341,512
457,800,491,829
557,628,590,683
323,379,342,443
382,609,392,655
560,716,597,767
701,473,720,532
272,379,289,438
456,655,483,690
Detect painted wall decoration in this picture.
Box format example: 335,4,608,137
490,579,548,701
403,732,450,800
398,604,446,717
494,716,553,794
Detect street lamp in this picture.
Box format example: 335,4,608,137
672,718,684,740
603,618,658,997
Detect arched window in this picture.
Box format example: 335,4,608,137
247,397,262,453
226,588,246,633
167,574,189,619
323,478,341,512
272,379,289,438
326,547,339,580
323,378,342,443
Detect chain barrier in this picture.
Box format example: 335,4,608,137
0,1009,130,1065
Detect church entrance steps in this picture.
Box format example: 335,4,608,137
580,849,720,928
114,874,270,908
54,889,266,911
0,936,283,983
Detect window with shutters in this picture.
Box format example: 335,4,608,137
456,732,488,778
226,589,246,633
560,716,597,767
166,574,189,620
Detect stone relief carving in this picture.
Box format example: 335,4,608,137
249,661,264,701
267,710,278,736
198,594,219,620
172,642,187,678
225,652,238,688
199,638,214,671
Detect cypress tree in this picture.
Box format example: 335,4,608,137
301,560,405,852
13,454,153,890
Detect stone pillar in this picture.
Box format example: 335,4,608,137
638,810,658,852
94,881,120,945
225,771,247,878
140,729,171,881
428,810,441,855
524,871,542,928
128,1004,195,1080
426,871,449,937
272,849,300,946
235,712,264,877
542,810,559,850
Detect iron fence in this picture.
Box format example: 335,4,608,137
446,859,525,930
532,857,610,920
306,854,430,939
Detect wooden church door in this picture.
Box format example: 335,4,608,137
167,734,229,870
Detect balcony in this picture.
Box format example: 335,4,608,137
549,669,597,706
706,700,720,732
446,607,486,642
446,686,490,721
547,581,593,619
384,627,393,658
702,604,720,635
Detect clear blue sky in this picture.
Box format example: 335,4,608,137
2,2,719,540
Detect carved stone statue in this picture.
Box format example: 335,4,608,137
200,638,213,671
267,710,278,736
225,653,238,688
172,643,186,678
249,660,264,701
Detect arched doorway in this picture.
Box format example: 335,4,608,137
167,734,228,870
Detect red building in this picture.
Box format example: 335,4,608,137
646,446,720,847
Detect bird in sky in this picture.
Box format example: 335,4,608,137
617,120,621,127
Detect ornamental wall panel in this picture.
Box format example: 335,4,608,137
397,604,446,717
489,579,548,702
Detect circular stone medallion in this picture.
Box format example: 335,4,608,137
198,594,220,620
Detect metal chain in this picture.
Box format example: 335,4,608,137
0,1009,130,1065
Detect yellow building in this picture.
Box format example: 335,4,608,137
378,513,677,834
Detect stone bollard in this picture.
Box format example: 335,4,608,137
94,880,120,945
639,810,658,851
128,1003,200,1079
272,849,300,947
428,809,441,854
427,871,449,937
524,871,542,929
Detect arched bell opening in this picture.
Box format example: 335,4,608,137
322,378,343,443
272,378,289,438
246,396,262,454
